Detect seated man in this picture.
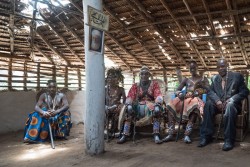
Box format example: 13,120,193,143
117,66,164,144
198,58,249,151
24,80,72,143
163,61,209,143
105,67,126,136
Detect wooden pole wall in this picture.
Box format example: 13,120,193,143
77,68,82,90
23,61,27,91
8,58,12,91
65,66,68,88
37,62,40,90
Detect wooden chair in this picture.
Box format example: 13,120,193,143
215,98,249,141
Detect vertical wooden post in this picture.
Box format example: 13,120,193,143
64,66,68,89
37,62,40,91
23,61,27,91
8,58,12,91
163,69,168,92
83,0,105,155
132,72,136,84
78,68,82,90
52,65,56,81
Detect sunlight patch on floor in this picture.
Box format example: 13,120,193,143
16,145,69,161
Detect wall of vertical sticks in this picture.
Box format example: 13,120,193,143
0,60,84,91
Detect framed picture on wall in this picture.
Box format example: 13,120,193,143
89,27,104,54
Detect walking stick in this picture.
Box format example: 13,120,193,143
48,122,55,149
216,69,228,141
46,93,57,149
176,87,187,142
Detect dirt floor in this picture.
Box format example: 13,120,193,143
1,124,250,167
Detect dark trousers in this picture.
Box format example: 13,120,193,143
200,100,239,143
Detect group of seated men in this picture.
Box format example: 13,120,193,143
23,57,249,152
105,58,249,152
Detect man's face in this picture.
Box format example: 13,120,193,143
107,75,118,85
189,62,197,75
140,70,150,82
217,60,228,77
48,82,57,94
91,30,101,50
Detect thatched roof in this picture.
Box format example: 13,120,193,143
0,0,250,89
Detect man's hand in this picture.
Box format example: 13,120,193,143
216,100,223,112
49,109,58,117
185,92,193,98
126,104,133,115
153,104,161,117
42,111,51,118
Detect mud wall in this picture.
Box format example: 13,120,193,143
0,91,85,134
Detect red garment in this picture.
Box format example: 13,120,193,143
126,80,163,106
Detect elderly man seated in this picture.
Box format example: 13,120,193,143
24,80,72,143
117,66,164,144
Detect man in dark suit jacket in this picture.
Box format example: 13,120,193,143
198,58,249,151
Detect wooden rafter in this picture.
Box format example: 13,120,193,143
9,0,15,55
127,0,187,66
39,12,84,65
48,5,134,70
68,0,83,13
182,0,198,25
104,4,164,68
201,0,225,59
65,2,141,69
36,30,70,65
160,0,207,69
105,32,143,66
108,7,250,33
105,45,132,71
33,44,54,63
56,14,84,46
226,0,249,65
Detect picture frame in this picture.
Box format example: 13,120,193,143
89,27,104,54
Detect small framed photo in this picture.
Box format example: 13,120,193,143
89,27,104,54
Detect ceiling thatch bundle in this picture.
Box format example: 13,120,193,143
0,0,250,90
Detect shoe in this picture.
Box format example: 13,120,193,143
184,136,192,144
197,138,212,147
222,141,234,151
162,134,174,142
117,135,126,144
154,134,162,144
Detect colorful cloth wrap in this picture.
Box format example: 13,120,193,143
24,108,72,142
167,96,204,122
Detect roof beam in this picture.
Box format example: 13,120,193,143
128,0,187,66
56,14,85,46
226,0,249,65
105,32,144,66
47,5,133,70
0,52,29,60
68,0,83,13
105,45,132,71
104,4,164,68
33,44,54,63
160,0,206,68
201,0,225,59
9,0,15,55
182,0,199,25
36,30,70,65
39,12,84,65
108,7,250,33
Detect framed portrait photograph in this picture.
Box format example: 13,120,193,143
89,27,104,54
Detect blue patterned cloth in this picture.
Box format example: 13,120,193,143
24,109,72,142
